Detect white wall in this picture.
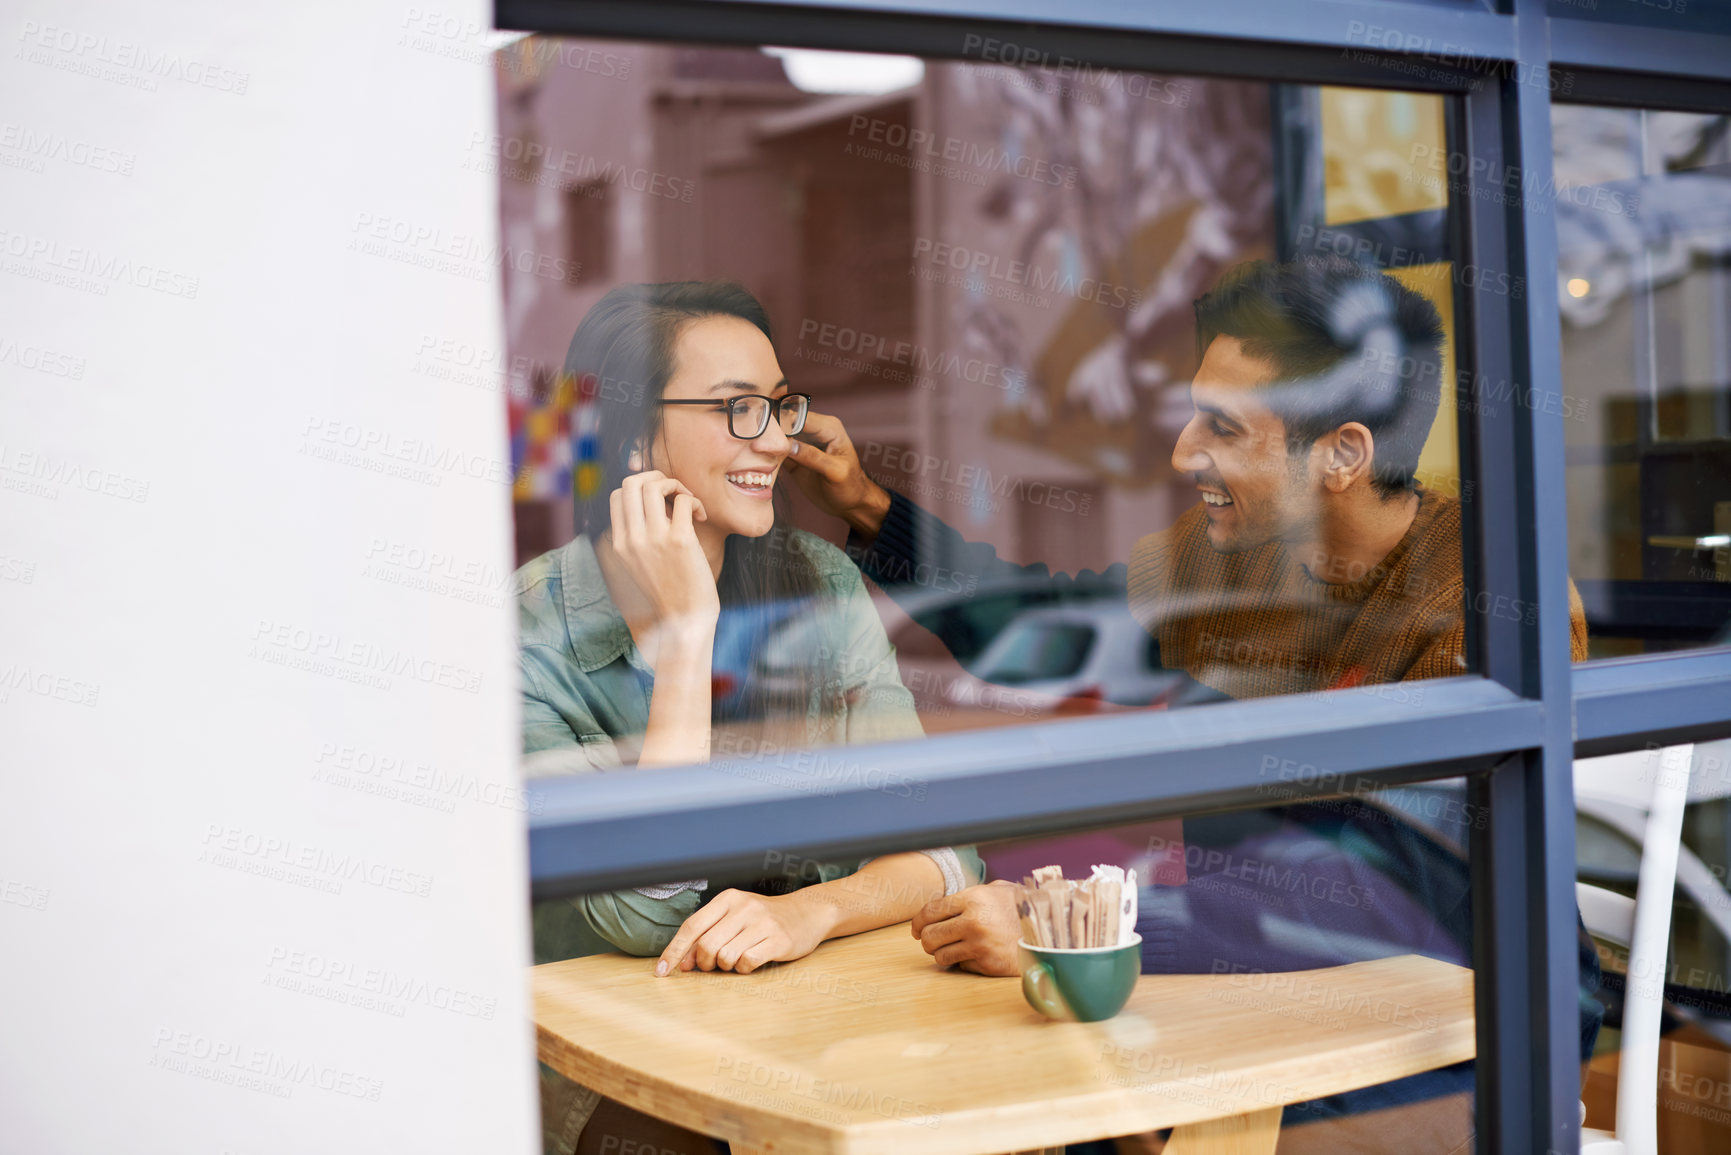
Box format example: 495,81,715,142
0,3,535,1152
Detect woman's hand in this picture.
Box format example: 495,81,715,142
607,470,718,627
602,470,718,767
655,889,837,976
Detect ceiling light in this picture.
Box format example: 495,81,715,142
763,48,923,94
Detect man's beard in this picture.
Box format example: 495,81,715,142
1202,476,1313,555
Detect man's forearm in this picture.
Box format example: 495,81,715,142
845,489,1132,648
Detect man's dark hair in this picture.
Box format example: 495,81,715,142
1193,255,1446,499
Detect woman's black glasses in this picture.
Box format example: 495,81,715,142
657,393,812,440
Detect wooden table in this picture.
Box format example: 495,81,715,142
534,925,1475,1155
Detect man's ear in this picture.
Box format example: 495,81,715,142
1320,422,1375,493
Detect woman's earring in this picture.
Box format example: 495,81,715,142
623,444,644,472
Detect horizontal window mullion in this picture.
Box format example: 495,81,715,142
499,0,1512,90
1550,20,1731,86
682,0,1521,57
1558,67,1731,116
529,677,1543,896
1573,650,1731,756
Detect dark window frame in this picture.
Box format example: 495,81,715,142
497,2,1731,1150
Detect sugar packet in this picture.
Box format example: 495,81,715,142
1089,863,1137,946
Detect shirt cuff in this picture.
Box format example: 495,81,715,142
924,847,970,895
860,848,969,896
845,490,923,585
634,879,707,901
1137,898,1178,974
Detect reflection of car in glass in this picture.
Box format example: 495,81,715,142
884,576,1128,667
748,576,1236,722
749,577,1123,719
954,603,1190,711
712,599,816,717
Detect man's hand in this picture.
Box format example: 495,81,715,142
655,888,835,976
781,411,892,542
910,880,1023,976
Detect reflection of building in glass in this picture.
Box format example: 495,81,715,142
493,38,1276,576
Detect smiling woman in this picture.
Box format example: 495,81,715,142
513,282,982,1154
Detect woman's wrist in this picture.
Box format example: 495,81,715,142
780,887,844,943
637,616,717,768
659,611,718,640
649,615,717,662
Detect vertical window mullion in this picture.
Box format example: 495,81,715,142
1461,3,1587,1150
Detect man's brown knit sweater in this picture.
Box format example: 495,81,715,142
1127,488,1590,699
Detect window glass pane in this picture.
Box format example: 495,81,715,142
534,784,1501,1152
1575,741,1731,1143
1553,103,1731,655
502,42,1480,756
1321,87,1448,225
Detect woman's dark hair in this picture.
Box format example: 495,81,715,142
562,282,836,738
1194,255,1446,499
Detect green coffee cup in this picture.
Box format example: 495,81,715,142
1019,934,1143,1023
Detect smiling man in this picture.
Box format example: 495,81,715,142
790,255,1586,713
1123,255,1517,700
